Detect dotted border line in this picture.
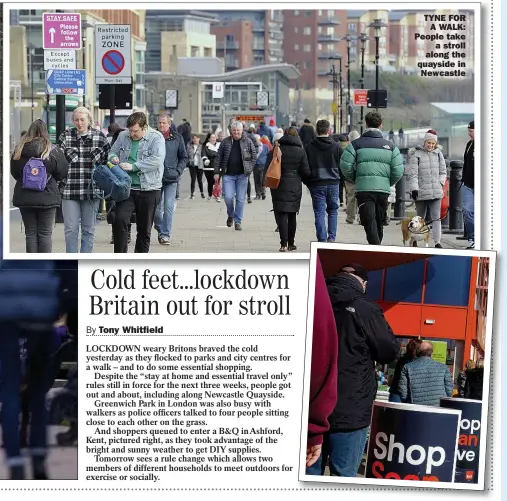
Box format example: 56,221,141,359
488,0,494,492
0,487,462,492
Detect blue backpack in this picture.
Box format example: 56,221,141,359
91,163,132,203
22,157,50,191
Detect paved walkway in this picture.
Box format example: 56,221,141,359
0,426,77,480
8,170,468,254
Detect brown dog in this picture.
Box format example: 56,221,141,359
398,216,430,247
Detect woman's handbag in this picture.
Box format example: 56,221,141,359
265,143,282,189
212,179,222,198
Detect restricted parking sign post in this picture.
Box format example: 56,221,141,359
95,25,132,125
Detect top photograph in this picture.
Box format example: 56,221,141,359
2,4,480,258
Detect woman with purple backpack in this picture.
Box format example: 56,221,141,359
11,120,69,253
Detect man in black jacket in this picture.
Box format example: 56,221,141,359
462,121,474,249
214,121,257,230
305,119,343,243
299,118,317,147
306,263,399,477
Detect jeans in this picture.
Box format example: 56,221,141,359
0,323,53,465
309,184,339,242
462,185,475,243
154,183,178,238
62,199,100,253
113,190,161,253
389,393,402,402
275,211,297,247
19,208,56,253
306,427,369,477
415,198,442,245
222,174,249,224
189,165,204,195
356,191,389,245
176,180,180,199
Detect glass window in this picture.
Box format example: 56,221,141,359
303,27,312,35
135,87,145,108
295,27,299,33
294,44,299,51
294,10,299,16
135,50,146,86
303,44,311,52
304,61,311,69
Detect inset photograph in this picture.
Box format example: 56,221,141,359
300,243,495,489
0,259,78,480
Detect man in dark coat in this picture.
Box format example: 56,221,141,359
265,127,311,251
177,118,192,146
298,118,317,147
307,264,399,477
305,119,343,243
214,121,257,230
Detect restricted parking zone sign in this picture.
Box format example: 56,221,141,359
95,24,131,84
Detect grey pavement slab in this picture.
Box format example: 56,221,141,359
8,169,468,254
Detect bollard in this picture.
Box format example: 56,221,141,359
392,174,406,220
443,160,464,234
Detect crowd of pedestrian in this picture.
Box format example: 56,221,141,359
9,109,475,253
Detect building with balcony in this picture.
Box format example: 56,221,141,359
347,9,474,76
211,21,254,72
145,10,218,72
283,10,348,92
207,10,284,67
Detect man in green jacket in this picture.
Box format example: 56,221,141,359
340,112,404,245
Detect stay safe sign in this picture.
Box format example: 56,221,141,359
95,24,132,84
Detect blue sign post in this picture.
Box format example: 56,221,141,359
46,69,86,96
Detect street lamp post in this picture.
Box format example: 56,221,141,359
342,35,356,133
358,33,370,133
368,19,387,111
328,66,338,133
28,44,35,123
328,54,342,133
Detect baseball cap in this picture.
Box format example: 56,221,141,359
340,263,368,282
468,121,474,129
